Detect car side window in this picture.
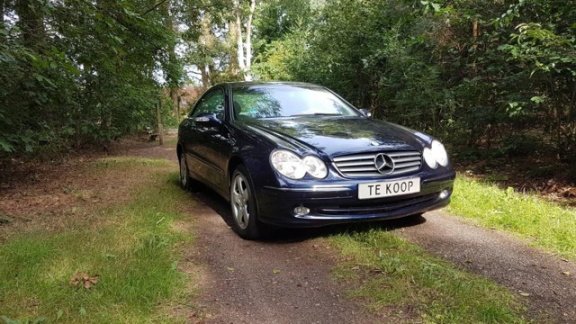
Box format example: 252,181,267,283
190,89,225,120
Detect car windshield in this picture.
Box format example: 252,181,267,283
232,84,360,120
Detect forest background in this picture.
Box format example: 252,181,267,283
1,0,575,181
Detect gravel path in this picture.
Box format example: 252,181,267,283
396,212,576,323
187,194,382,323
126,138,576,323
127,138,382,323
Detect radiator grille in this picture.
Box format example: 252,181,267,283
333,151,421,178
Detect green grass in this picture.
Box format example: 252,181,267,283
92,156,171,169
329,230,525,323
449,176,576,260
0,158,194,323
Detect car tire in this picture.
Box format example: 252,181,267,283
179,153,195,191
230,166,268,240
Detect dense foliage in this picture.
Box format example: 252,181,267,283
254,0,576,163
0,0,178,154
2,0,575,167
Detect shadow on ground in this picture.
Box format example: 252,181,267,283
170,178,426,244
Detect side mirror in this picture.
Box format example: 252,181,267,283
194,112,222,126
359,109,372,118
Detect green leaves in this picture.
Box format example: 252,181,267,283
0,138,14,153
254,0,576,159
420,1,441,15
0,0,180,156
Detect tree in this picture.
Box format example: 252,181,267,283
0,0,182,154
252,0,576,161
234,0,257,80
180,0,259,86
161,0,184,117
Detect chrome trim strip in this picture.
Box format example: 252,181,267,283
395,161,421,168
387,152,421,157
336,161,374,167
333,154,375,162
339,166,376,172
394,157,421,163
263,185,351,192
294,214,364,220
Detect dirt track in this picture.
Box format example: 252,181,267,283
186,198,382,323
398,212,576,323
2,135,574,322
128,138,576,323
130,138,382,323
120,138,576,323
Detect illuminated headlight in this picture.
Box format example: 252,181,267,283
302,156,328,178
423,147,437,169
270,150,327,179
423,140,449,169
431,141,448,167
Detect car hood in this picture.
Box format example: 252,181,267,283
242,117,431,157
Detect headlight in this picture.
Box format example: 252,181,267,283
270,150,307,179
431,140,448,167
302,156,328,179
423,147,437,169
423,140,448,169
270,150,327,179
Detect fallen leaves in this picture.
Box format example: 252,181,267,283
69,272,99,289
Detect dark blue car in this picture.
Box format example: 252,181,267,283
177,82,455,239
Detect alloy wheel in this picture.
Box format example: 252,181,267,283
231,173,250,230
179,155,188,189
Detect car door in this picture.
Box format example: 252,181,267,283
180,87,229,191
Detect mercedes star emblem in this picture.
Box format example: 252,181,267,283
374,153,395,174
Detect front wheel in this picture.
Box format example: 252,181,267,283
179,153,195,191
230,166,268,240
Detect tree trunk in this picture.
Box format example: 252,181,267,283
0,0,5,41
472,19,479,39
234,0,246,74
200,64,211,88
170,87,178,117
157,99,164,146
162,0,180,117
177,96,181,121
244,0,256,81
470,18,479,74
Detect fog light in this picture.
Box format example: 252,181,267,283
439,189,450,199
294,206,310,216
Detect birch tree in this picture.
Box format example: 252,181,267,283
234,0,257,81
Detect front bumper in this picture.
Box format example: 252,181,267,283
256,174,455,227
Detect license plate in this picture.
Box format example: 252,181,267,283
358,177,420,200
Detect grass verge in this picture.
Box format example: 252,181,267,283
0,157,194,323
449,176,576,260
329,230,525,323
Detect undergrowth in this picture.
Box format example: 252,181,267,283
0,157,195,323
